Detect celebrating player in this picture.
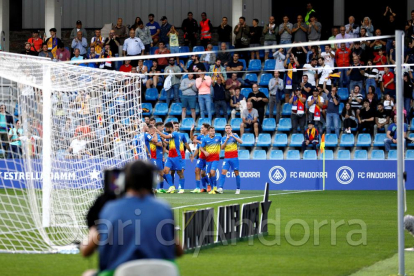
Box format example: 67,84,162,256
190,123,211,193
199,126,221,194
172,122,193,191
149,123,166,193
218,125,243,194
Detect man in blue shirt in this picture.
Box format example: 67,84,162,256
190,123,210,193
147,14,161,45
384,115,407,154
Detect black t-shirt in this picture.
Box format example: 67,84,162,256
292,48,307,66
21,50,38,56
217,25,233,42
404,81,413,99
376,110,389,121
104,37,121,56
227,60,244,78
188,62,205,72
360,107,375,121
301,82,313,99
247,92,268,110
249,26,262,44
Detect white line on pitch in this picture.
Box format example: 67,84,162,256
172,190,321,210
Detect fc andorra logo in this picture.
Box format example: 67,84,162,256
268,166,287,184
336,166,354,185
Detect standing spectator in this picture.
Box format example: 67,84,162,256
383,94,394,116
200,44,216,65
374,102,390,136
71,31,88,57
342,102,357,133
305,3,316,25
321,45,335,68
196,70,213,121
336,26,351,48
217,43,232,66
8,120,23,159
382,6,398,53
404,72,413,122
167,26,180,64
233,16,250,60
324,84,341,137
300,75,313,99
268,71,284,123
345,16,360,38
225,73,241,97
335,43,351,88
383,66,396,99
70,20,87,40
146,60,161,89
154,42,170,70
159,16,172,46
209,59,227,82
240,102,259,142
370,29,387,58
104,30,121,57
164,58,181,106
351,42,365,64
135,21,152,54
307,87,324,134
181,54,205,73
263,16,278,60
405,10,414,41
357,100,375,135
361,17,374,37
292,15,308,42
284,52,302,102
289,86,307,134
247,84,268,125
226,53,244,83
373,47,387,90
218,17,232,48
0,104,13,153
303,58,318,87
279,16,293,45
181,12,198,49
317,57,333,90
249,19,262,60
200,12,213,49
147,14,161,46
212,74,228,119
119,60,132,73
348,85,364,113
100,45,115,70
38,44,53,60
130,17,142,31
44,28,62,59
123,30,145,67
365,86,378,109
360,28,371,53
28,30,43,53
384,115,407,155
329,28,339,51
307,14,321,41
273,48,286,78
301,121,319,153
136,59,148,86
56,42,70,61
112,18,128,44
180,74,197,121
90,29,105,55
230,88,245,119
347,55,365,93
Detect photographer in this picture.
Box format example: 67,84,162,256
81,161,182,275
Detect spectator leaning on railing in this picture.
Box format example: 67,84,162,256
180,74,197,122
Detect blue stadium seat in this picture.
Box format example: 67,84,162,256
303,150,317,160
273,133,288,147
408,133,414,147
411,119,414,131
339,102,344,114
144,60,153,70
239,59,247,70
262,118,276,131
153,103,168,116
373,133,387,147
339,134,354,147
356,133,371,147
269,150,284,160
164,117,178,124
213,118,227,131
196,118,211,130
258,88,269,97
354,150,368,160
319,150,334,160
259,73,272,86
325,134,338,147
154,117,163,123
179,46,190,58
150,46,159,55
338,87,349,101
265,105,277,116
406,150,414,160
281,103,292,116
371,150,385,160
337,150,351,160
239,150,250,160
263,59,276,71
241,133,255,147
159,89,173,101
245,73,258,83
169,103,182,116
241,88,252,98
375,87,382,101
286,150,300,160
145,88,158,101
141,103,152,116
253,150,267,160
192,46,205,53
290,134,304,147
277,118,292,132
212,46,219,52
230,118,243,131
180,118,195,131
256,133,271,147
388,150,397,160
247,59,261,71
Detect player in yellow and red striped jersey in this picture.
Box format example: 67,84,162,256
190,123,211,193
199,126,221,194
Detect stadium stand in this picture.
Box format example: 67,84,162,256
252,150,267,160
269,150,284,160
239,150,250,160
337,150,351,160
273,134,288,147
256,133,271,147
303,150,317,160
286,150,300,160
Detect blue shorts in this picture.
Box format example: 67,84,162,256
165,156,183,171
169,46,180,54
181,159,185,170
151,158,164,171
206,161,219,172
181,95,197,109
222,158,239,171
196,158,207,170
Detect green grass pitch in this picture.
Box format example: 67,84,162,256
0,190,414,276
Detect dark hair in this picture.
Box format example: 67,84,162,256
188,12,193,15
377,102,384,107
173,121,179,125
202,123,210,129
368,85,375,93
201,12,207,16
149,117,156,122
354,85,360,89
223,17,228,20
164,122,173,129
208,126,215,130
155,122,164,127
138,21,144,26
341,102,353,117
253,19,259,23
148,13,155,17
125,161,157,192
239,16,246,21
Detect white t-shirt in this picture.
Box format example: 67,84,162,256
302,64,317,86
321,51,335,68
318,64,333,85
70,139,87,154
307,95,325,113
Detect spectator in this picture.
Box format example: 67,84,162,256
123,30,145,67
249,19,261,60
181,12,198,49
351,41,365,64
404,72,413,121
345,16,359,38
182,54,205,73
341,103,356,134
217,43,232,66
212,74,228,120
164,58,181,106
288,44,308,66
384,115,407,154
307,87,324,134
347,55,365,93
365,85,378,109
292,15,308,42
0,104,13,152
263,16,278,60
70,20,87,40
44,28,62,59
321,45,335,68
247,84,268,125
370,29,387,56
349,85,363,113
284,52,301,102
305,3,316,25
180,73,197,121
119,60,132,73
136,59,148,86
68,132,91,159
300,75,313,99
364,60,378,92
405,10,414,41
335,43,351,88
317,57,333,90
167,26,180,63
154,41,170,70
306,45,319,63
358,100,375,135
100,45,115,70
279,15,293,45
8,120,23,159
147,14,161,45
225,73,241,97
28,30,43,53
90,29,105,55
19,42,34,56
336,26,351,49
200,44,216,65
200,12,213,49
324,84,340,137
196,70,213,121
112,18,128,44
360,28,371,53
230,88,245,119
307,14,321,41
273,48,286,78
382,7,398,53
71,48,84,63
38,44,53,60
373,47,387,90
361,17,374,37
135,21,152,55
374,102,390,136
328,28,339,51
234,16,250,59
226,53,244,83
240,101,259,141
303,58,318,87
268,71,284,123
301,121,319,153
209,58,227,82
383,66,396,99
130,17,142,31
56,42,70,62
159,16,172,46
289,86,307,133
383,93,394,116
71,31,88,57
218,17,232,48
104,30,121,57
